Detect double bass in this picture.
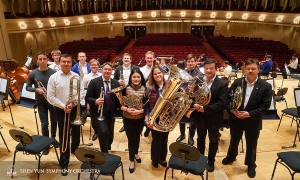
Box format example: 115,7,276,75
0,66,20,102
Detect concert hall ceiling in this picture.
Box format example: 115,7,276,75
2,0,300,32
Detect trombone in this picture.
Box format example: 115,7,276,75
61,75,82,153
97,87,104,121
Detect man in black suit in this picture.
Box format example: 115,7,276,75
222,59,272,178
85,62,120,153
113,53,138,133
192,59,228,172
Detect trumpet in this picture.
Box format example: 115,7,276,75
61,75,82,153
34,78,47,100
97,87,104,121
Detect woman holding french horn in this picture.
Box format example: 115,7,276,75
118,69,148,173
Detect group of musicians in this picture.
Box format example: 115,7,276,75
25,50,273,179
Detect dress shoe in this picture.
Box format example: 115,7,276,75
159,161,167,167
129,162,135,173
52,139,60,148
176,134,186,142
188,138,194,146
135,157,142,163
144,129,150,137
61,167,68,176
207,164,215,172
222,156,236,165
119,126,125,133
92,134,98,141
152,162,158,168
247,165,256,178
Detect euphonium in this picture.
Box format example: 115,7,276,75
97,87,104,121
149,65,193,132
185,77,211,118
229,80,243,109
61,75,82,153
34,78,48,101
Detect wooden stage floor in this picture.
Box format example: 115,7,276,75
0,75,299,180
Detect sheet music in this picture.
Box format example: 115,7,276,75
21,83,35,100
25,56,32,67
266,79,275,110
0,78,8,93
284,63,290,75
295,89,300,106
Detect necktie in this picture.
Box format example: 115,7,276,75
105,81,111,111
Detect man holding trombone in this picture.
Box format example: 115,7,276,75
26,51,59,154
47,54,84,176
86,62,120,153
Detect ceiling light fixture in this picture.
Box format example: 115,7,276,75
226,12,232,19
78,17,84,24
122,13,128,19
49,20,56,27
180,11,186,17
293,16,300,24
93,16,99,22
18,21,27,29
108,14,114,21
195,12,201,18
242,13,249,20
36,20,43,28
276,15,284,23
210,12,216,18
151,12,157,17
258,14,266,21
64,19,70,25
166,11,171,17
137,13,142,18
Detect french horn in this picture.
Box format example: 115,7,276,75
229,83,243,109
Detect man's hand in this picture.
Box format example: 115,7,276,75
194,104,204,112
230,109,250,119
36,88,46,95
95,98,104,105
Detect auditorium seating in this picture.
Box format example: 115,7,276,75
58,36,130,63
207,35,296,70
128,33,214,66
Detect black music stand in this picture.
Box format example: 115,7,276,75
80,126,93,147
0,125,10,152
75,148,105,180
0,77,15,125
33,103,40,135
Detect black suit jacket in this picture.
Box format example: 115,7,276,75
113,64,139,80
229,77,272,131
193,76,228,128
85,76,120,120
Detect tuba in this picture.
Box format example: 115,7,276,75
185,77,211,118
149,65,193,132
229,80,243,109
61,75,82,153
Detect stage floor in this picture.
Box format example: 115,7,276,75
0,75,299,180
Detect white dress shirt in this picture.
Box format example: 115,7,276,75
47,70,84,109
223,65,232,78
81,72,101,105
48,63,61,71
140,65,152,80
122,65,131,85
243,76,258,109
289,58,298,69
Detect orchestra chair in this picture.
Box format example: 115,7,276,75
164,142,208,180
271,151,300,180
277,88,300,149
9,129,59,180
0,125,9,152
273,87,288,108
75,147,124,180
229,70,238,80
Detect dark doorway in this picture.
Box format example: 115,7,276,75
136,26,147,39
190,26,202,38
203,26,215,36
124,26,135,39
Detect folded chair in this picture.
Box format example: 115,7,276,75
9,129,59,180
164,141,208,180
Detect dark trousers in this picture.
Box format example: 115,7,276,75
37,102,57,138
96,111,115,153
196,120,219,165
123,117,144,161
91,114,98,135
151,129,169,164
227,121,260,166
56,107,81,168
179,123,196,138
